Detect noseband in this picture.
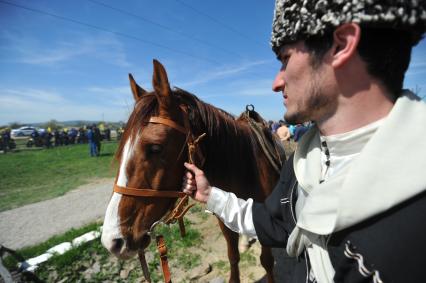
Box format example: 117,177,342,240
112,106,206,283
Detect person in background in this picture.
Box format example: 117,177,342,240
54,129,60,146
62,128,69,146
44,130,52,148
276,120,290,142
30,129,42,147
182,0,426,282
288,123,296,139
68,128,77,145
104,127,111,141
78,127,86,144
1,128,11,153
93,124,102,156
87,125,97,157
117,126,124,141
267,120,274,132
271,120,281,133
293,123,310,142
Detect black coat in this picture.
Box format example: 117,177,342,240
253,154,426,283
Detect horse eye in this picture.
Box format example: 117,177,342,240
148,144,163,154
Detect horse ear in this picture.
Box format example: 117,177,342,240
129,73,147,101
152,59,171,97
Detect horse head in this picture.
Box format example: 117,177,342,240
101,60,190,258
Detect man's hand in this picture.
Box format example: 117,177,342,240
182,162,212,203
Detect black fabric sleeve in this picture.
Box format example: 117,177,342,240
252,153,295,247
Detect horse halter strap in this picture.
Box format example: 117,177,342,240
113,184,186,198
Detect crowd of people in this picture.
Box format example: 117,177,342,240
29,126,109,149
0,124,124,156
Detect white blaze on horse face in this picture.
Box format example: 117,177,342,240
101,139,134,253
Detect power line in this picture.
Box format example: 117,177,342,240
86,0,243,59
0,0,220,64
175,0,265,47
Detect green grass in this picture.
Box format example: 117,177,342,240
240,249,257,266
148,219,202,253
36,238,112,282
212,260,229,272
0,142,118,211
146,219,202,280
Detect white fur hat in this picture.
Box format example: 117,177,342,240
271,0,426,51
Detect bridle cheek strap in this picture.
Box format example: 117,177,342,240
113,184,186,198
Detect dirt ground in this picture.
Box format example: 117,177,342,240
179,206,268,282
107,203,290,283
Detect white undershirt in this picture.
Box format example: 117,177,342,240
296,118,386,283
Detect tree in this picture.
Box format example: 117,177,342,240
44,119,60,130
9,122,22,129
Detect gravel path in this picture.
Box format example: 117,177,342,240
0,179,113,250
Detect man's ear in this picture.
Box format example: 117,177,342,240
331,23,361,68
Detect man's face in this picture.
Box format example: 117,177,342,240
272,41,337,125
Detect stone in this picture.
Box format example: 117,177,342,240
209,277,226,283
189,263,212,280
120,268,130,279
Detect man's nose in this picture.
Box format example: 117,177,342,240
272,70,285,92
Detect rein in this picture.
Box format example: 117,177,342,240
113,107,205,283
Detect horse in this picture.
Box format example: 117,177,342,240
101,59,284,283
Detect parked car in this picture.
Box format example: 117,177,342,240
11,126,37,137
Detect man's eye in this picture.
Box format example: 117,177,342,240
282,55,290,68
148,144,163,154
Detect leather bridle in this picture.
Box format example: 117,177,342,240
112,106,206,283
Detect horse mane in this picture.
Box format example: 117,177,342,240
174,88,261,192
116,87,263,192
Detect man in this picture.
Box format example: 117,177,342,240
93,124,102,156
183,1,426,282
293,123,310,142
87,125,97,157
271,120,281,133
54,129,60,146
1,128,11,153
277,120,291,142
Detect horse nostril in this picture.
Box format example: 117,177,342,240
112,238,124,254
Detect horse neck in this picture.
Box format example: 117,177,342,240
192,107,261,195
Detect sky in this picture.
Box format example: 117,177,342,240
1,0,426,126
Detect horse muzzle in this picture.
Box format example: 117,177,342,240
101,231,151,259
